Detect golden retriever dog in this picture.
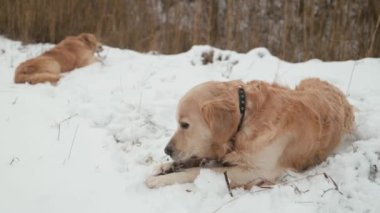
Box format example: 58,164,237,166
146,78,354,189
14,33,103,85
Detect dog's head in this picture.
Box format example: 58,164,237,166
78,33,103,53
165,81,242,163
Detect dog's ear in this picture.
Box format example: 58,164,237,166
79,33,96,49
201,96,238,143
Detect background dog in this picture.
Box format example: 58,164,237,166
146,78,354,189
14,33,103,85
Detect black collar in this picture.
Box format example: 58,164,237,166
224,86,246,156
236,87,246,132
227,87,246,152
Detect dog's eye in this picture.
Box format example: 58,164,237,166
180,122,190,129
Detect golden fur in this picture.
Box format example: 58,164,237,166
146,78,354,188
14,33,103,85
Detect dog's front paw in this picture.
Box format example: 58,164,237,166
145,167,199,188
145,175,172,188
152,162,175,175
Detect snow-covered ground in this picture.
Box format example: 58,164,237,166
1,37,379,213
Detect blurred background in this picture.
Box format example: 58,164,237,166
0,0,379,62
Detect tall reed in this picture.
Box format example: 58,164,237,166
0,0,378,62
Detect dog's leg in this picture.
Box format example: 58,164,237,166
151,159,213,175
145,166,277,189
88,56,100,64
27,73,60,85
145,167,200,188
87,55,104,65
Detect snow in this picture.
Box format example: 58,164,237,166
1,36,380,213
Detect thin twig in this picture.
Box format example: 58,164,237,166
212,187,272,213
58,126,61,141
10,56,14,68
321,172,343,197
58,113,78,124
212,195,242,213
67,125,79,160
138,92,143,113
321,188,336,197
12,97,18,105
346,61,358,96
223,62,234,79
57,113,78,141
367,13,380,57
291,184,310,195
119,66,124,94
294,201,323,205
224,171,234,197
273,59,281,83
9,157,20,165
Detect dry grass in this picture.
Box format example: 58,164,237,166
0,0,379,62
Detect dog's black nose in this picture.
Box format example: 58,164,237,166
164,145,173,157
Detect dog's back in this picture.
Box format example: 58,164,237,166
279,78,354,170
296,78,354,134
43,47,76,72
14,33,101,84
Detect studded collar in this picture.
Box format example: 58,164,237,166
236,86,246,132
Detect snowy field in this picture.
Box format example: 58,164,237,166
1,36,380,213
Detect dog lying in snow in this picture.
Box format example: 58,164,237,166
146,78,354,189
14,33,103,85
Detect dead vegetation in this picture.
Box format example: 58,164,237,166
201,50,214,65
212,172,345,213
0,0,379,62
